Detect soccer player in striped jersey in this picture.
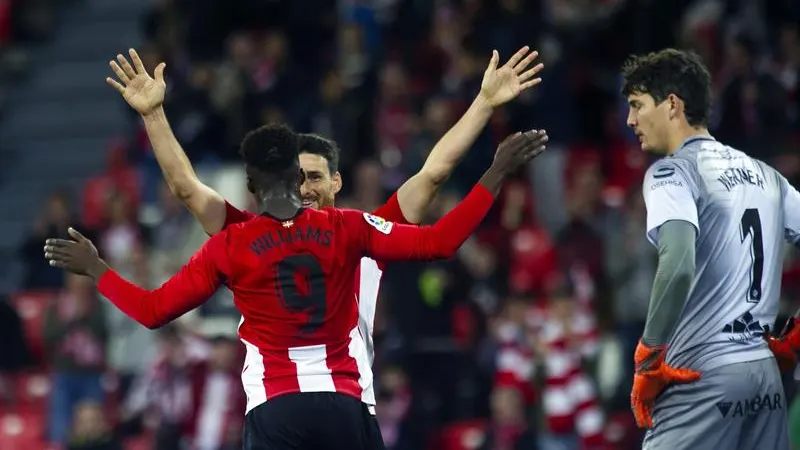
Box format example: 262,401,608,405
105,45,543,437
623,48,796,450
43,125,548,450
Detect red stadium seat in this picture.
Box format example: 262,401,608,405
431,419,488,450
10,291,55,365
0,411,47,449
124,430,155,450
15,371,51,414
81,141,141,229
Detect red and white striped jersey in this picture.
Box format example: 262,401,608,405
223,194,411,413
97,186,495,415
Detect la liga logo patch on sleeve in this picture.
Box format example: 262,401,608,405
363,213,394,234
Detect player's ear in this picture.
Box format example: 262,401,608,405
332,171,342,195
667,93,682,120
298,168,306,187
246,177,255,194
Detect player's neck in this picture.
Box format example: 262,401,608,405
258,189,303,220
666,125,711,155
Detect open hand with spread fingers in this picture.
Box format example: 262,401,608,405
44,228,109,280
479,46,544,107
107,48,167,116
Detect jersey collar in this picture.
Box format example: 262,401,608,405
673,135,717,155
673,134,716,156
260,208,307,222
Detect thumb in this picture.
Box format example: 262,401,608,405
154,62,166,83
485,50,499,74
68,227,89,244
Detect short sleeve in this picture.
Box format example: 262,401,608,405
780,175,800,245
643,160,699,246
222,201,257,230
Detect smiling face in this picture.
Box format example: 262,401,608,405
299,152,342,209
626,92,674,155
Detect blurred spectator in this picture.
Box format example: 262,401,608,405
604,186,656,406
191,336,245,450
18,189,73,289
375,62,414,180
82,143,142,228
492,181,558,296
0,295,33,403
303,68,365,170
715,32,789,160
44,273,108,445
376,364,413,450
104,244,158,399
402,97,454,181
478,386,538,450
124,328,244,450
492,295,536,406
98,191,145,279
124,326,191,450
346,159,386,212
66,400,121,450
531,284,604,449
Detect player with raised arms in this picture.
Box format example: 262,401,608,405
623,48,798,449
104,45,543,435
43,124,548,450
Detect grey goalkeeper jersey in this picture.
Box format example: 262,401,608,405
643,135,800,372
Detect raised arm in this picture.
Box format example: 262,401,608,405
107,49,229,235
349,130,547,260
395,47,543,223
44,228,227,329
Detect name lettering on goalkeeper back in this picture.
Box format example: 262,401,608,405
643,137,786,372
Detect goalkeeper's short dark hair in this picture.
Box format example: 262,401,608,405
621,48,712,128
240,123,300,188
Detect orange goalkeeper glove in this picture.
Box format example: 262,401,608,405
765,317,800,373
630,341,701,429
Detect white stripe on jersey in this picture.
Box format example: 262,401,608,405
236,256,384,416
356,257,382,409
288,345,337,392
239,324,267,414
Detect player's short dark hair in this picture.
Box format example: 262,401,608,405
621,48,712,127
298,133,340,174
239,123,300,187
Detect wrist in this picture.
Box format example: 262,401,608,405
87,259,110,282
141,105,166,122
473,92,496,113
478,165,508,196
634,340,666,371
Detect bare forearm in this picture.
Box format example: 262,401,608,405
397,95,494,223
141,107,199,195
141,107,227,234
424,94,494,181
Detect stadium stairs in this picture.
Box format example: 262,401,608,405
0,0,144,292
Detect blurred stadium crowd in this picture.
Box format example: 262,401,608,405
3,0,800,449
